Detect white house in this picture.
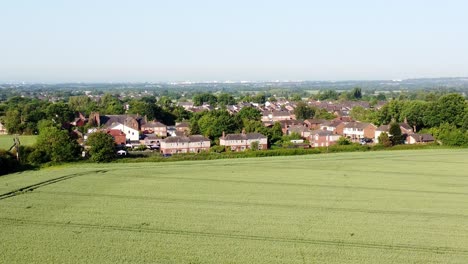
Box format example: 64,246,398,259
0,122,7,135
160,135,210,154
219,132,268,151
108,122,140,142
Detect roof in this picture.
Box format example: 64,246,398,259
399,122,413,131
288,125,310,133
321,120,343,128
223,133,267,141
175,122,190,128
409,134,434,142
101,115,142,128
144,121,166,128
163,135,209,143
344,122,373,129
309,129,335,136
376,125,390,132
106,129,126,137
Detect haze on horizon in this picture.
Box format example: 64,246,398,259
1,0,467,83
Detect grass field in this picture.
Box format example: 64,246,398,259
1,149,468,263
0,135,37,150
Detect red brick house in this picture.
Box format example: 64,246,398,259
160,135,210,154
106,129,127,145
219,132,268,151
309,130,341,148
142,121,167,137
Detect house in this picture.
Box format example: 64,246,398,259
303,119,325,129
0,122,7,135
309,130,341,148
175,122,190,134
261,110,294,122
287,125,311,139
160,135,210,154
107,122,140,142
320,120,345,135
343,122,376,141
219,131,268,151
142,121,167,137
89,113,143,131
106,129,127,145
70,113,87,127
142,134,162,149
374,123,415,143
407,134,435,144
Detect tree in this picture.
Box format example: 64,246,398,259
294,102,315,120
34,124,81,163
351,87,362,100
217,93,236,106
45,102,74,124
389,122,404,145
269,122,283,145
86,132,116,162
237,107,261,121
337,136,351,145
377,132,392,147
424,94,466,128
400,101,428,131
195,110,240,140
193,93,217,106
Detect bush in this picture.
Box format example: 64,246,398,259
0,149,19,176
87,132,116,162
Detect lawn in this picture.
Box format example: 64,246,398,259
1,149,467,263
0,135,37,150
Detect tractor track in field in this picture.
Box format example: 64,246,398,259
1,217,467,255
34,190,468,219
0,170,108,201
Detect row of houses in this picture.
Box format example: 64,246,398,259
284,118,434,145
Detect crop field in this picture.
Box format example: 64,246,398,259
0,135,37,150
1,149,468,263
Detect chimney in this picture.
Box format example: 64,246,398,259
242,128,246,135
222,131,225,139
404,117,408,124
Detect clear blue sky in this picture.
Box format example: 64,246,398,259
1,0,467,82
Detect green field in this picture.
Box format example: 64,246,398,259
0,135,37,150
1,149,468,263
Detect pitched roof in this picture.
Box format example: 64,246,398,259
144,121,166,127
344,122,373,129
409,134,434,142
163,135,209,143
100,115,142,128
376,125,390,131
223,133,267,141
309,129,335,136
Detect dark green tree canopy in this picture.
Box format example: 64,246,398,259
86,132,116,162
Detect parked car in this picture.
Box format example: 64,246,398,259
360,138,373,145
117,150,127,156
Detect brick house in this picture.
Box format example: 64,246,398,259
319,120,345,135
160,135,210,154
287,125,311,139
175,122,190,134
106,129,127,145
142,121,167,137
219,131,268,151
407,134,435,144
309,130,341,148
303,119,325,129
374,123,415,143
343,122,376,141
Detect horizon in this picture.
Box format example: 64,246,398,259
1,0,468,82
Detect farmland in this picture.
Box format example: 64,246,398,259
1,149,468,263
0,135,37,150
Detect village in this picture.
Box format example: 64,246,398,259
63,98,435,156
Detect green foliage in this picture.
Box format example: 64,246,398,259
316,90,339,101
45,102,75,124
237,107,261,121
217,93,236,106
250,141,259,151
313,108,336,120
34,125,82,163
350,106,379,124
337,136,351,145
294,102,315,120
193,110,240,140
377,132,392,147
429,123,468,146
193,93,217,106
389,122,404,145
86,132,116,162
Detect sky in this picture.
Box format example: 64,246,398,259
1,0,468,82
